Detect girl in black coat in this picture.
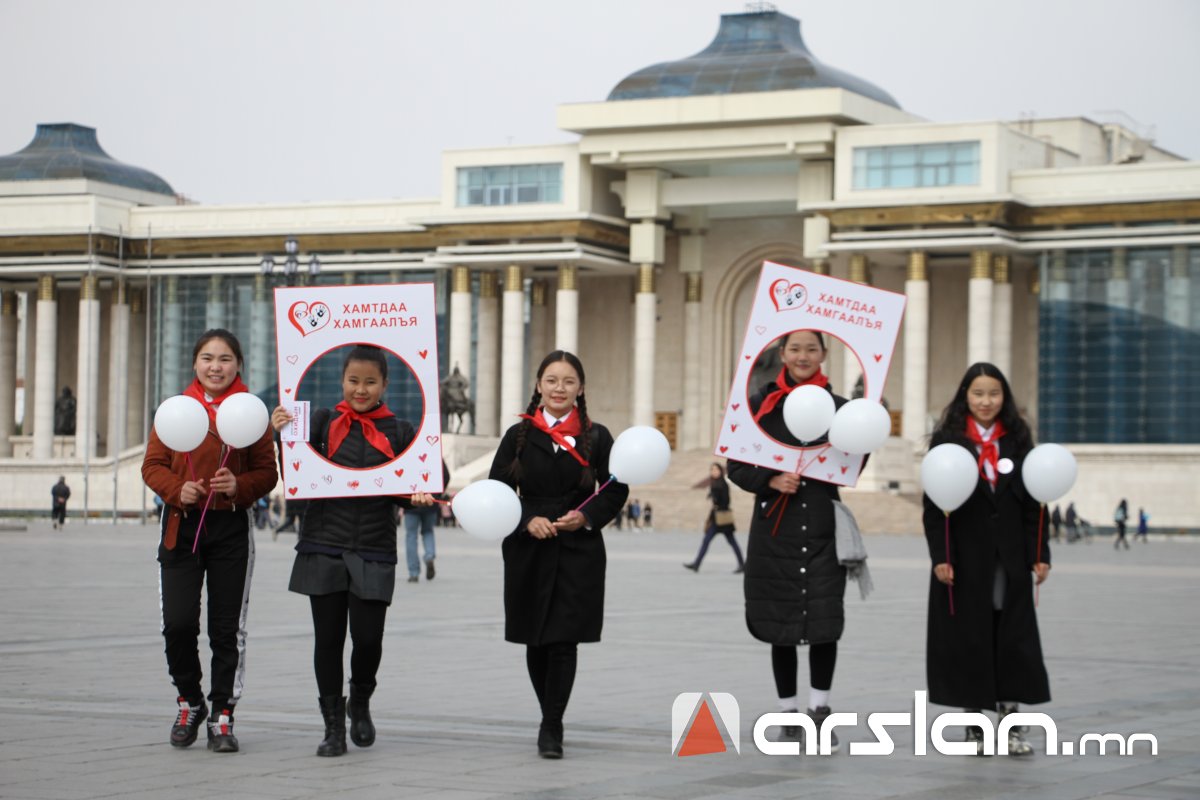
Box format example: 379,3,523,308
488,351,628,759
923,362,1051,756
272,346,435,757
683,462,744,572
727,330,849,750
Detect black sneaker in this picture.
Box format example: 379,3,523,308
426,559,436,580
169,697,207,747
965,725,987,756
807,706,840,753
207,707,239,753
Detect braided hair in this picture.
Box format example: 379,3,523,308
505,350,594,487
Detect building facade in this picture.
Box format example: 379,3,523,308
1,10,1197,525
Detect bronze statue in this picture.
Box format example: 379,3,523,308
439,366,473,434
54,387,76,436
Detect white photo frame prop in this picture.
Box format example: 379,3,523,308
716,261,906,487
274,283,444,500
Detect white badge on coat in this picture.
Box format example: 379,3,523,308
997,457,1014,475
563,435,575,449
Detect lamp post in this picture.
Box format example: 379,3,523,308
261,236,321,285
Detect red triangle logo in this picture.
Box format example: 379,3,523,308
677,700,727,757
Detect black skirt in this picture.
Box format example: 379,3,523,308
289,551,396,604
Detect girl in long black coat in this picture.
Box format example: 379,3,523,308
923,362,1051,756
728,330,850,749
489,351,628,759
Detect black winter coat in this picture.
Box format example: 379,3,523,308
727,382,849,646
489,420,629,645
708,478,734,534
922,430,1051,709
298,408,415,556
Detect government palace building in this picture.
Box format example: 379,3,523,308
1,9,1197,527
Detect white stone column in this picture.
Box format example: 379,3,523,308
992,254,1013,378
205,275,225,329
633,264,657,428
126,288,147,446
75,274,101,459
842,255,869,397
162,276,185,401
33,276,58,459
1166,244,1192,328
555,265,578,354
106,284,131,456
500,265,526,427
474,272,499,436
529,279,550,365
967,251,994,366
0,290,17,456
249,275,271,393
681,273,703,450
449,266,473,386
902,252,929,445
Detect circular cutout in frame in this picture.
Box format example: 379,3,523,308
274,283,443,499
716,261,906,487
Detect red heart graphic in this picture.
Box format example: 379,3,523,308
287,300,332,337
719,446,728,454
773,455,784,463
732,403,740,411
347,480,360,490
418,453,428,462
841,466,848,474
394,468,404,477
418,350,428,359
818,455,827,463
768,278,808,312
288,487,298,496
292,461,300,471
284,388,292,395
374,477,384,487
874,354,882,363
421,472,430,482
731,424,738,432
425,435,439,445
286,442,296,450
744,354,752,360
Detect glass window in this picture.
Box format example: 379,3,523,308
456,163,563,206
850,141,981,190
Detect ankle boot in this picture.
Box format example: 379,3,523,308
537,718,564,759
347,684,376,747
317,696,347,757
997,702,1033,756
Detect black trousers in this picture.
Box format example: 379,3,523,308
158,510,254,711
51,504,66,525
771,642,838,699
692,525,744,567
526,643,577,725
309,591,388,697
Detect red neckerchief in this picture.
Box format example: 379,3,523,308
965,418,1006,488
183,376,249,426
519,408,589,466
328,401,396,459
752,367,830,423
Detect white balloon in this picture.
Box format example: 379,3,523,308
782,385,836,442
608,425,672,485
920,443,979,513
215,393,270,448
827,398,892,455
152,395,210,452
1022,443,1078,504
452,479,523,541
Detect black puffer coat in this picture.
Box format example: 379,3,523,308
727,381,849,646
298,408,415,555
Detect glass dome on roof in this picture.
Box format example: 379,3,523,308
0,123,174,196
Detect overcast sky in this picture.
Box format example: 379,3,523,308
4,0,1197,206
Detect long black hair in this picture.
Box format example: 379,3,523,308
930,362,1033,453
506,350,593,486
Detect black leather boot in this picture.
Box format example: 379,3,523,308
317,696,347,757
537,719,563,759
347,683,376,747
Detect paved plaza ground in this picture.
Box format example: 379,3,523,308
1,518,1198,800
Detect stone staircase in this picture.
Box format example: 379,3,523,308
627,448,924,535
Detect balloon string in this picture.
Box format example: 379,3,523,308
191,448,231,554
401,496,450,505
766,446,829,535
185,452,197,482
1036,503,1044,607
573,475,614,514
945,512,955,617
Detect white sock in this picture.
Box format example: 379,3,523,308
808,688,830,710
777,695,799,712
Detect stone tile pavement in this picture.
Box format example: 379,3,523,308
1,519,1197,799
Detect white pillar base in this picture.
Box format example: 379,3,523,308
500,289,525,425
475,297,499,436
76,298,101,459
0,307,17,456
555,289,578,354
107,304,131,456
967,277,994,366
681,300,702,450
992,283,1013,379
33,299,57,459
902,280,929,445
633,292,657,427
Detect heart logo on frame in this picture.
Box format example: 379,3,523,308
287,300,332,337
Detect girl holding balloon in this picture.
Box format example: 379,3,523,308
922,362,1050,756
142,329,278,753
727,329,854,751
270,345,436,758
488,350,629,759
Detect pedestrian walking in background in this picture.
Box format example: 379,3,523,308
1064,502,1079,543
1113,499,1130,550
1136,508,1149,543
642,502,653,530
50,476,70,529
683,463,745,573
1050,505,1062,542
629,498,642,529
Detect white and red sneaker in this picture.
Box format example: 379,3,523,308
206,707,238,753
169,697,207,748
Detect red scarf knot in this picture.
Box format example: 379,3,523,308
328,401,396,459
183,376,250,428
520,408,589,467
752,367,830,424
965,419,1006,488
